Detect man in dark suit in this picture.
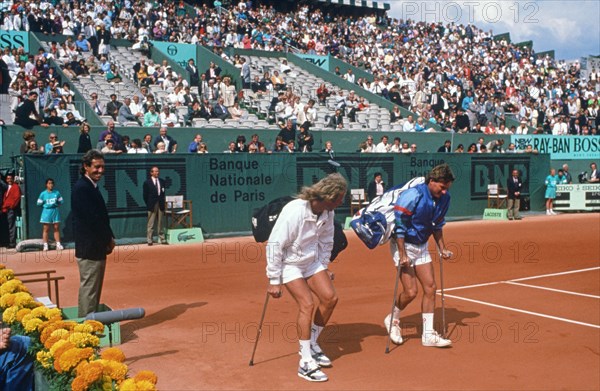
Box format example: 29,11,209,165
105,94,122,120
143,166,167,246
437,140,452,153
213,97,231,120
367,172,385,202
72,150,115,317
186,58,199,87
506,169,523,220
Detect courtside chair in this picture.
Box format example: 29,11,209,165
487,184,508,208
350,189,369,216
165,195,193,229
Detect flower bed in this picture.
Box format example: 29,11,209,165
1,264,158,390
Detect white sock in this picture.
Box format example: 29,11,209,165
310,324,324,350
56,242,61,246
392,306,401,321
299,339,312,361
422,313,434,337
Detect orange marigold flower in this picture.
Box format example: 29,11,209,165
133,371,158,385
101,347,126,363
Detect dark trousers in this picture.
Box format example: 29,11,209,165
6,209,17,246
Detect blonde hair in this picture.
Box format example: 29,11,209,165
298,173,347,202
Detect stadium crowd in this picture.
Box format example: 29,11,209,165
1,0,598,143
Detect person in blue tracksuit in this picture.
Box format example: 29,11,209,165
36,178,64,251
0,326,33,391
384,164,455,348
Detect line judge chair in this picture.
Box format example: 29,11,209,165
487,184,507,208
349,189,369,216
165,195,193,228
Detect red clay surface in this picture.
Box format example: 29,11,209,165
3,213,600,390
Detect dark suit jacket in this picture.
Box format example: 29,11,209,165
72,176,114,260
186,64,199,86
506,176,522,199
143,177,166,211
367,180,384,202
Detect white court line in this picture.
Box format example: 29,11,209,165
442,293,600,329
505,281,600,299
443,266,600,293
509,266,600,282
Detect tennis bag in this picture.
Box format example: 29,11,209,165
251,196,348,261
350,177,425,249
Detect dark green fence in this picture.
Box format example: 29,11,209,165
21,153,549,241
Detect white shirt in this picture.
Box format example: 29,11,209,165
266,199,334,284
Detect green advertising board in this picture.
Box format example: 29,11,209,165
22,153,549,240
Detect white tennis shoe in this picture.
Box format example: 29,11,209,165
422,331,452,347
298,359,328,382
384,314,404,345
310,344,332,367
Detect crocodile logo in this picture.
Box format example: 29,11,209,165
177,231,196,242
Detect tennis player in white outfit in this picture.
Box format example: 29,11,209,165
266,173,347,382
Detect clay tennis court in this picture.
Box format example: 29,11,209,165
6,213,599,390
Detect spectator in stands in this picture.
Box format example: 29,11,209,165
129,95,145,118
390,106,403,123
98,57,111,75
454,144,465,153
271,136,288,153
202,79,219,103
188,134,204,153
142,134,154,153
275,120,294,143
214,97,232,120
44,133,65,154
197,143,209,154
153,127,177,153
154,142,167,154
248,134,265,151
589,163,600,183
229,101,247,121
78,123,92,153
361,136,375,153
321,141,334,154
118,98,140,125
144,105,160,127
128,139,148,154
75,34,91,53
160,106,179,127
437,140,452,153
402,115,415,132
205,61,221,81
106,94,122,120
316,83,330,106
15,91,49,129
106,64,122,83
187,58,199,87
390,137,402,153
90,93,104,116
98,120,123,150
271,70,286,91
43,108,66,126
297,124,314,153
375,136,391,153
251,75,266,96
224,141,237,153
241,57,251,89
220,77,237,107
326,109,344,129
235,135,248,153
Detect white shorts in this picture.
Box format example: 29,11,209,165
390,240,432,267
281,260,327,284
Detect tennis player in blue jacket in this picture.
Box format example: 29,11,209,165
384,163,455,348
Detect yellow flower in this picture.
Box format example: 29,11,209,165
30,306,47,318
76,360,104,382
16,308,32,322
68,332,100,348
101,347,126,363
24,318,44,332
133,371,158,385
134,380,157,391
101,376,114,391
0,293,16,308
2,305,19,324
74,323,93,334
36,351,53,369
14,292,35,307
83,320,105,333
118,379,137,391
50,339,73,356
100,359,128,381
0,279,28,295
57,347,94,372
